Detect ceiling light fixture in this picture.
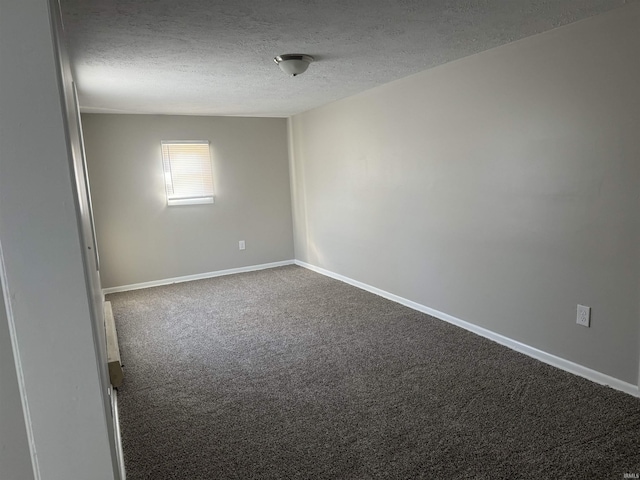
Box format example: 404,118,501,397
274,54,314,77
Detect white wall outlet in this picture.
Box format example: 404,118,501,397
239,240,245,250
576,304,590,327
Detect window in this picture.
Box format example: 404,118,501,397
161,141,214,206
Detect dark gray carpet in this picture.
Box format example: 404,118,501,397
108,265,640,480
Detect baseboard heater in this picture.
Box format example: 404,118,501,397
104,301,124,387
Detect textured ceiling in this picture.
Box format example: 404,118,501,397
60,0,636,117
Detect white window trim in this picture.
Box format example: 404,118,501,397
167,197,214,206
161,140,215,207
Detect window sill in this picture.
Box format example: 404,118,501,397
167,196,214,206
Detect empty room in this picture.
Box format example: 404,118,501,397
1,0,640,479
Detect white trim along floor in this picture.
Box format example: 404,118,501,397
103,259,639,398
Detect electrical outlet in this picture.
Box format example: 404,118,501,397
239,240,245,250
576,304,590,327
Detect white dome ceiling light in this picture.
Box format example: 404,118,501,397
274,54,315,77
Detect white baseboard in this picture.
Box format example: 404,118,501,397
295,260,640,398
103,260,295,295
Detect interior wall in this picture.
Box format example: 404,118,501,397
0,0,118,478
0,276,34,480
82,114,294,289
290,4,640,385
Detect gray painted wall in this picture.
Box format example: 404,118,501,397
0,278,34,480
0,0,118,478
82,114,294,288
290,5,640,385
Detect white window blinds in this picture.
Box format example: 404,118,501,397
161,141,214,206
